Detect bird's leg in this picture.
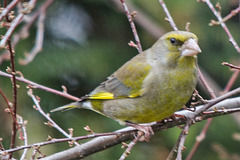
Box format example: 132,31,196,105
125,121,154,141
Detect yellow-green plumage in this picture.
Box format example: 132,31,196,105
51,31,201,125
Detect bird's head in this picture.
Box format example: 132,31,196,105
151,31,201,67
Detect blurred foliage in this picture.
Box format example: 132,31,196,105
0,0,240,159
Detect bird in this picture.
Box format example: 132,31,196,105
51,30,201,137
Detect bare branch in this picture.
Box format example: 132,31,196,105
203,0,240,54
0,0,37,48
40,96,240,160
158,0,178,31
176,123,190,160
0,0,54,64
224,70,240,93
18,0,54,65
119,0,142,52
17,115,28,160
0,0,20,21
222,62,240,70
186,118,212,160
1,96,239,159
119,133,142,160
18,11,45,65
27,89,80,146
112,0,165,40
0,70,80,101
0,132,121,155
198,68,217,99
210,6,240,25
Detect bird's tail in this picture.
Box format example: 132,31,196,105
50,102,82,112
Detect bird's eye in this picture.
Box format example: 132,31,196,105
170,38,177,45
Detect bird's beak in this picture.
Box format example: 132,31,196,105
180,38,202,56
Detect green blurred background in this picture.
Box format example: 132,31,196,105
0,0,240,159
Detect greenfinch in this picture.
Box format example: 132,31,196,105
51,31,201,131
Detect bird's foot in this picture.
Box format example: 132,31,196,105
125,121,154,141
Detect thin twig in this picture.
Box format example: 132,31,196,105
224,70,240,93
194,87,240,116
210,6,240,25
0,0,20,21
0,0,37,48
158,0,178,31
19,12,45,65
0,87,14,117
112,0,165,39
0,12,24,48
222,62,240,70
119,133,142,160
166,140,177,160
202,0,240,101
176,123,190,160
3,0,18,156
185,118,213,160
0,0,54,64
222,62,240,92
0,87,23,148
204,0,240,53
0,132,120,154
19,0,54,65
17,115,28,160
27,89,80,146
198,68,217,99
0,70,81,101
119,0,142,53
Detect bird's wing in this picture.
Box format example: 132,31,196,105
85,53,152,100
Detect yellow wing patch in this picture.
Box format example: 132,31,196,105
89,91,142,100
89,92,114,99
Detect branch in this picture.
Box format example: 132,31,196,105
39,96,240,160
18,11,45,65
0,132,121,155
0,0,20,21
222,62,240,70
186,118,212,160
1,96,239,159
119,0,142,52
112,0,165,39
119,133,142,160
0,70,80,101
19,0,54,65
0,0,37,48
17,115,28,160
0,0,54,64
203,0,240,54
158,0,178,31
27,89,80,146
210,5,240,25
